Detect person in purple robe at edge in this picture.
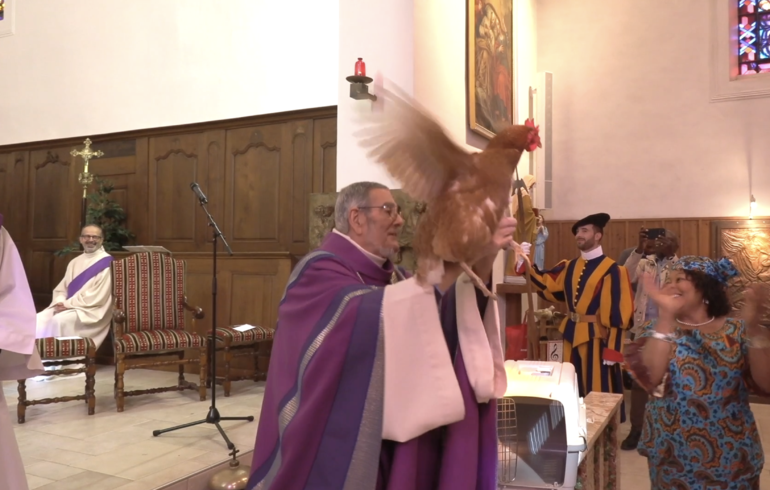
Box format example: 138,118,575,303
248,182,513,490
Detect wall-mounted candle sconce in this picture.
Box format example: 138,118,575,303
346,57,377,101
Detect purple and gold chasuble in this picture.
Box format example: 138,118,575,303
248,232,498,490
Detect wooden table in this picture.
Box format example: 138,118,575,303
576,392,623,490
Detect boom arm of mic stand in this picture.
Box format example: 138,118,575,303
199,200,233,256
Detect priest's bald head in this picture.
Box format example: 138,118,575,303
334,182,404,258
80,224,104,254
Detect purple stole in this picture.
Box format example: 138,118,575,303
66,255,113,299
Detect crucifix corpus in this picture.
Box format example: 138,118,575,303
70,138,104,226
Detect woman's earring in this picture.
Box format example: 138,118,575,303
703,299,709,304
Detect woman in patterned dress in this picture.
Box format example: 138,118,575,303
625,256,770,489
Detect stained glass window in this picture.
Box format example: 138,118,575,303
739,0,770,75
0,0,4,22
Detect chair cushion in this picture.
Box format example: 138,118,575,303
114,330,206,354
36,337,96,360
214,326,275,346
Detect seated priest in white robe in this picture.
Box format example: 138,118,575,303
36,225,113,371
0,216,44,490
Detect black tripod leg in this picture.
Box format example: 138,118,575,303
220,416,255,422
214,422,235,449
153,418,207,437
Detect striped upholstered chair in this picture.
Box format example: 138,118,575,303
110,252,207,412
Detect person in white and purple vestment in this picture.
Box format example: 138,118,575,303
247,182,514,490
0,214,44,490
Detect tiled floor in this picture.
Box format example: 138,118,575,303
4,366,262,490
6,369,770,489
616,391,770,489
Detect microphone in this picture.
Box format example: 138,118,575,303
190,182,208,204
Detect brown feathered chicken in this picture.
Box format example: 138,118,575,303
356,85,541,298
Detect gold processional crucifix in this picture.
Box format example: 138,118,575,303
70,138,103,226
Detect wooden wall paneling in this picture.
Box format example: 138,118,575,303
224,124,286,253
168,253,291,376
148,131,221,252
0,151,29,237
540,217,752,271
287,120,314,256
27,147,74,245
90,138,150,245
203,131,227,249
312,117,338,193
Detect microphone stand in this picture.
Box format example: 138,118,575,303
152,187,254,449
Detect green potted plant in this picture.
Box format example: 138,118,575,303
55,176,135,256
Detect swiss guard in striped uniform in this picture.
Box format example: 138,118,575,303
517,213,633,421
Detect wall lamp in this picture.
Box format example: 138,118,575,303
346,57,377,101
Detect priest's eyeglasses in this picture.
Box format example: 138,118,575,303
359,203,402,219
80,235,103,240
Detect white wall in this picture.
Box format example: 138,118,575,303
337,0,538,189
336,0,415,189
0,0,338,146
538,0,770,220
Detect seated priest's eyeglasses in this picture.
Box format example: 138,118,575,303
80,234,103,241
358,202,402,219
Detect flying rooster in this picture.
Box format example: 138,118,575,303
356,85,541,298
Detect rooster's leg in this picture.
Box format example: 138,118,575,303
459,262,497,300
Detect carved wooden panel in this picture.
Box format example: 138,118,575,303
90,138,149,244
149,132,220,251
180,253,291,376
224,124,285,251
289,120,314,252
712,219,770,323
28,148,73,242
312,117,337,194
0,152,26,235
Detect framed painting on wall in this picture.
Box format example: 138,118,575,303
0,0,16,38
711,219,770,324
467,0,515,139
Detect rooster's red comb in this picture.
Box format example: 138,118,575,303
524,118,541,151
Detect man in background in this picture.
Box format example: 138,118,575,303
0,216,44,490
620,227,679,450
518,213,633,421
35,224,113,375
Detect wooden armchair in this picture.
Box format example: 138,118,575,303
110,252,207,412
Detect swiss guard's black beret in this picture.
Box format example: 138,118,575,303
571,213,610,235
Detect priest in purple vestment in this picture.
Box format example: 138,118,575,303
248,182,512,490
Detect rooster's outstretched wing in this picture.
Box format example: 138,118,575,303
355,84,475,202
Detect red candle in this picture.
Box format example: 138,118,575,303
355,58,366,77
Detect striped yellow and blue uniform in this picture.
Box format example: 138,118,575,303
528,255,633,422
